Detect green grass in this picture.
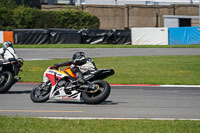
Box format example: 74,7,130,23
1,46,200,132
5,44,200,48
19,55,200,85
0,116,200,133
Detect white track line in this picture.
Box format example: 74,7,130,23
39,117,200,121
160,85,200,88
111,84,200,88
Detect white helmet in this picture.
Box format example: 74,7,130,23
3,41,13,49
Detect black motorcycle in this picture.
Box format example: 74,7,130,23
0,58,23,93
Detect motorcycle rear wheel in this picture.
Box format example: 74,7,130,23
81,80,111,104
30,82,51,103
0,71,14,94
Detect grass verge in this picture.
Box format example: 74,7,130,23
19,55,200,85
0,116,200,133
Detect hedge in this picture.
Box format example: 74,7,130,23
13,6,40,29
0,6,100,30
0,7,14,31
0,0,16,8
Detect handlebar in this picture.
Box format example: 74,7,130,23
49,66,58,70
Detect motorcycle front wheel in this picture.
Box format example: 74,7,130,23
0,71,14,94
81,80,111,104
30,82,51,103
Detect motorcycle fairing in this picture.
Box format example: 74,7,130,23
45,69,68,86
44,68,81,102
50,88,81,101
64,67,76,78
86,69,115,81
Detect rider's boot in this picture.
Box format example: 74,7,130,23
73,72,85,87
13,77,21,84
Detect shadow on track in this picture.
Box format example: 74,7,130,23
6,90,31,94
47,100,121,105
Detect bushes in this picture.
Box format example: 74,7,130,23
0,0,16,8
13,7,40,29
0,6,100,30
0,7,14,31
53,10,99,29
35,10,99,29
34,11,57,29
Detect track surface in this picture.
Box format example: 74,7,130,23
1,48,200,119
0,83,200,119
16,48,200,60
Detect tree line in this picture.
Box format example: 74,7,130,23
0,0,100,30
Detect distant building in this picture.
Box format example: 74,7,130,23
40,0,199,5
40,0,74,5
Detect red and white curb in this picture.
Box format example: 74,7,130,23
111,84,160,87
17,82,200,88
111,84,200,88
159,85,200,88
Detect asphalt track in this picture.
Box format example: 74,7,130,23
1,48,200,119
16,48,200,60
0,83,200,120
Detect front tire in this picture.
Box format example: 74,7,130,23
0,71,14,94
30,82,51,103
81,80,111,104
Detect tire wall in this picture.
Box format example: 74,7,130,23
3,27,200,45
0,31,14,43
13,29,131,45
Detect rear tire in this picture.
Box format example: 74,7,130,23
81,80,111,104
0,71,14,94
30,82,51,103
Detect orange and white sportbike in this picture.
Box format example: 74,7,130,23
30,66,114,104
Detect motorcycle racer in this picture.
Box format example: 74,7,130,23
0,41,23,93
0,41,18,61
31,52,114,104
52,52,97,86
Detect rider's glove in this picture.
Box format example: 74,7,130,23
52,64,59,69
